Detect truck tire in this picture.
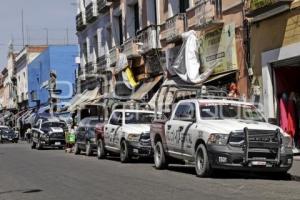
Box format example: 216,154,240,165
120,140,131,163
85,141,92,156
97,139,106,159
195,144,212,177
154,141,168,169
74,142,81,155
36,140,43,150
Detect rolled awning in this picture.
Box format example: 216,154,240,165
130,75,163,101
68,87,100,112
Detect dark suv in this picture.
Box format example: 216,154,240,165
31,118,67,150
0,126,19,143
74,117,100,156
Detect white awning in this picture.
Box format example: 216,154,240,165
67,87,100,112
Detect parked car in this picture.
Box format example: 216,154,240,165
31,117,67,150
97,109,155,162
0,126,19,143
74,117,101,156
150,98,294,177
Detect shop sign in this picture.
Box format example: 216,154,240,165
199,23,238,75
249,0,273,11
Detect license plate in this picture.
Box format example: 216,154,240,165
251,161,266,166
55,142,61,146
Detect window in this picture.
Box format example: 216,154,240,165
134,3,139,34
118,15,123,45
109,112,123,125
94,34,99,58
125,112,154,124
82,42,88,63
174,103,196,121
199,104,265,122
179,0,189,13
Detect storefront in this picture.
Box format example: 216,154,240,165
262,42,300,150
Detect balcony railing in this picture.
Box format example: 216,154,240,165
122,39,140,59
136,25,160,54
187,1,223,30
86,2,98,23
97,0,112,13
97,55,109,71
76,12,87,31
160,13,186,43
109,47,119,66
245,0,293,17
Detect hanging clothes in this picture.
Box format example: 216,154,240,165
279,98,289,133
287,100,296,138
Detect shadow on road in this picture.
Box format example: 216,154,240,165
0,189,43,196
164,165,300,182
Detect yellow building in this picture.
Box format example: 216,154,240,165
247,0,300,147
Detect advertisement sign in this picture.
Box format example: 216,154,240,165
199,23,238,75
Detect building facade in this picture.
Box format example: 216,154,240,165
28,45,78,108
75,0,248,102
246,0,300,148
14,45,47,110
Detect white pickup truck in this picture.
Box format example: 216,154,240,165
151,99,294,177
97,109,155,163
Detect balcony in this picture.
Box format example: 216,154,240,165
122,39,140,59
109,47,119,66
160,13,186,44
136,25,160,54
86,2,98,23
245,0,293,17
97,55,109,72
76,12,86,31
97,0,112,13
187,1,223,30
85,62,95,74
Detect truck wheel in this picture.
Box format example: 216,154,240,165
85,141,92,156
195,144,212,177
31,142,36,149
154,141,168,169
120,140,131,163
74,142,81,155
97,139,106,159
36,140,43,150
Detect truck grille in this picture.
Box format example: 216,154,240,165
50,132,65,140
139,132,151,146
229,129,281,163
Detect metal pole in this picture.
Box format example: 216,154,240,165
21,9,25,47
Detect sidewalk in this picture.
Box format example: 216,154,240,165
294,156,300,161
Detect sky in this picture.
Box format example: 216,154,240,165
0,0,78,69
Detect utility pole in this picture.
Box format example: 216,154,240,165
44,28,49,45
66,28,69,45
21,9,25,47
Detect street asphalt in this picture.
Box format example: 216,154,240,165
0,142,300,200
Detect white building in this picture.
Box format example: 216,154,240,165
14,45,47,109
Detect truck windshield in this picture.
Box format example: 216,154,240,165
200,104,265,122
42,122,66,129
125,112,154,124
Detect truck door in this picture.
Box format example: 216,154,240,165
166,102,197,158
104,111,122,150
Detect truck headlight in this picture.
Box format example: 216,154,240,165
282,135,293,148
127,134,140,142
207,133,229,145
